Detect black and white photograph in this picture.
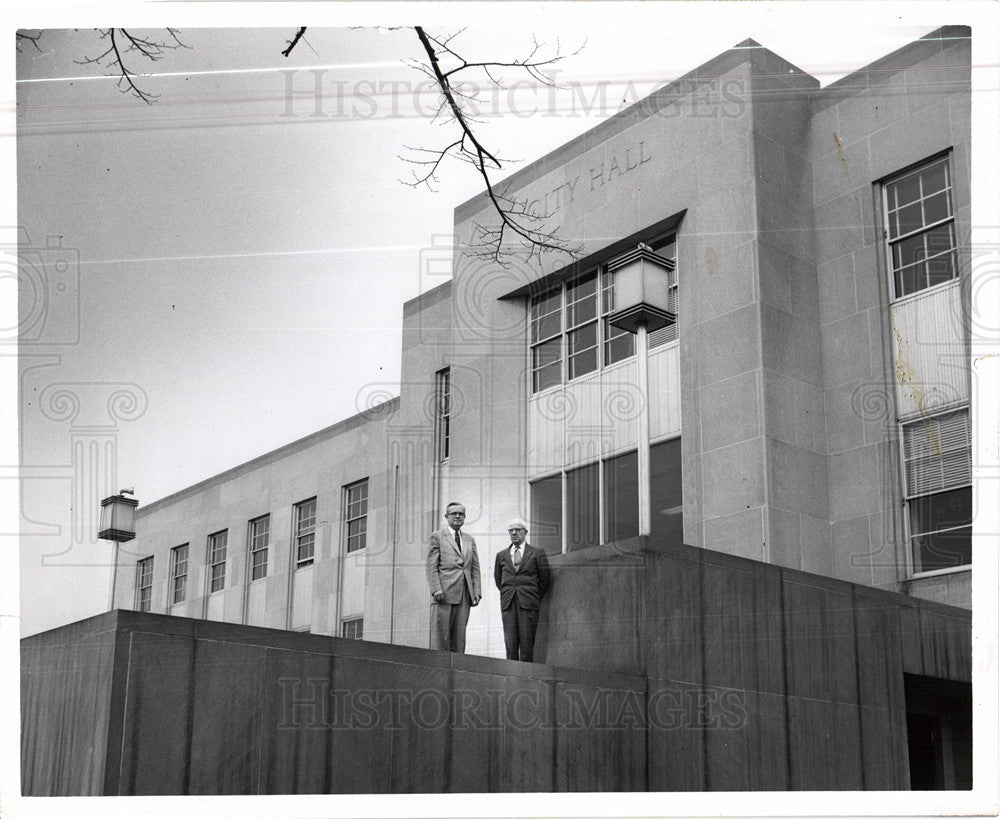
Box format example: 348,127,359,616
3,1,999,815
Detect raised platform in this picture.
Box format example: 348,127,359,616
21,537,971,794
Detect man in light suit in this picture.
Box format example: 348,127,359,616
494,518,550,662
426,502,481,653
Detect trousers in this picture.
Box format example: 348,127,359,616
429,590,471,653
500,600,539,662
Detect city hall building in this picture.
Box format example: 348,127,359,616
22,26,975,795
115,26,972,646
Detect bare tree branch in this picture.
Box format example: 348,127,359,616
77,28,189,103
16,30,45,53
406,26,583,265
282,27,308,58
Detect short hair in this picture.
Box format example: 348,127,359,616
445,502,466,514
507,518,528,532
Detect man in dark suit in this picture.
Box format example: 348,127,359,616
426,502,481,653
494,518,551,662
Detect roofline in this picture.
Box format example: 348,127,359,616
136,397,399,516
403,279,452,317
454,38,797,224
814,25,971,111
455,25,967,225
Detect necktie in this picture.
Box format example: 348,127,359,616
513,545,521,568
454,530,462,552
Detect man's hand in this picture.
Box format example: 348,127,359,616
471,595,481,607
432,591,444,603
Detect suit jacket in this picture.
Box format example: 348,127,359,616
426,527,481,604
494,542,551,611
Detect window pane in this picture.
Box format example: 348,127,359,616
892,233,927,271
567,274,597,327
532,338,561,392
909,487,972,537
895,262,924,298
921,160,948,196
347,518,367,552
604,450,638,543
912,525,971,573
531,290,561,342
650,438,683,543
297,533,315,564
567,322,597,379
566,463,599,552
894,202,924,238
342,619,364,640
604,320,635,365
532,310,561,343
533,361,561,393
891,172,921,209
925,222,956,258
530,475,562,554
926,250,956,288
922,191,951,225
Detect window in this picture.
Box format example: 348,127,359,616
529,474,562,554
169,544,188,605
530,237,676,393
883,155,957,299
604,450,639,543
650,438,684,543
207,530,227,593
566,462,599,552
345,479,369,553
294,498,317,567
435,368,451,462
902,408,971,573
249,515,269,581
135,556,153,612
341,618,364,640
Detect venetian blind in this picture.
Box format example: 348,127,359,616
902,409,971,497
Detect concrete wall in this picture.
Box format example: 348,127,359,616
22,535,971,795
22,610,648,795
536,537,971,790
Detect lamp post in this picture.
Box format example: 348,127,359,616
606,245,677,537
98,489,138,610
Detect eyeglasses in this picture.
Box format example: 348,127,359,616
447,511,466,517
507,527,526,533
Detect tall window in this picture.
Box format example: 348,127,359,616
207,530,227,593
135,557,153,612
565,461,600,551
345,479,369,553
530,237,676,393
341,618,364,640
435,368,451,462
604,450,639,543
294,498,317,567
902,408,971,573
650,438,684,543
883,155,957,299
249,515,269,581
529,474,562,555
169,544,188,605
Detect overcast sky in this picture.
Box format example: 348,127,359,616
5,3,992,641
